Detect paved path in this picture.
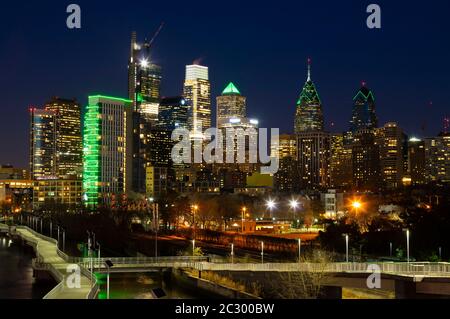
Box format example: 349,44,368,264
3,224,97,299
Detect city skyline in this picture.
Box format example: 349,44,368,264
2,1,450,167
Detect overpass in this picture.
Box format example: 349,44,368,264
3,222,450,299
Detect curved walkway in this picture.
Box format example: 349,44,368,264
2,224,98,299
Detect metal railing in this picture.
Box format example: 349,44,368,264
10,224,99,299
75,256,209,266
194,261,450,277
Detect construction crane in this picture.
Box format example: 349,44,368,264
144,22,165,51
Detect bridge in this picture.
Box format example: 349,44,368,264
1,224,98,299
3,222,450,299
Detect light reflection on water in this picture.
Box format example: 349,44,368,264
0,235,56,299
97,272,211,299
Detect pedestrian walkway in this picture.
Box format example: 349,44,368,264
2,224,98,299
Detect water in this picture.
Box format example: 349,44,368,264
0,235,56,299
96,272,219,299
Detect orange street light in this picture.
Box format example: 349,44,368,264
352,201,362,209
241,206,247,233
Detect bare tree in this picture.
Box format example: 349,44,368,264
267,250,334,299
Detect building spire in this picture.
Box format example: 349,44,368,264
307,58,312,82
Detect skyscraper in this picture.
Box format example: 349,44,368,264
294,59,324,134
294,59,329,190
44,97,82,178
158,96,189,131
183,64,211,139
350,83,377,133
215,82,258,174
216,82,246,129
29,108,56,179
352,129,381,191
378,122,405,189
128,31,162,112
128,31,164,195
297,132,330,190
272,134,298,193
408,137,426,185
329,133,353,188
83,95,133,208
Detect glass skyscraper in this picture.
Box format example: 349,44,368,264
183,64,211,139
294,60,324,134
83,95,133,208
350,83,378,133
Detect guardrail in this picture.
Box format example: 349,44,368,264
9,224,99,299
74,256,209,265
194,261,450,276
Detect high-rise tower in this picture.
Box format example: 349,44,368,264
294,59,329,190
216,82,246,129
128,31,162,113
183,64,211,139
45,97,82,178
350,83,378,133
29,108,57,180
83,95,133,208
294,59,324,134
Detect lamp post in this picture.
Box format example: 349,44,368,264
343,234,349,263
191,204,198,241
241,207,247,233
261,242,264,264
266,199,276,218
50,220,53,238
405,229,410,264
192,239,195,257
298,238,301,263
231,243,234,264
439,247,442,261
104,260,114,299
62,229,65,252
290,200,299,221
57,226,60,248
389,242,393,257
97,242,101,269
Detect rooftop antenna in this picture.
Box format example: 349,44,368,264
307,58,312,81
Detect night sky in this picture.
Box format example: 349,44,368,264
1,0,449,168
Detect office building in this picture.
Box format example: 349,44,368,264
329,133,353,188
83,95,133,208
294,59,324,134
29,108,57,179
378,122,405,189
45,97,82,178
350,83,378,133
183,64,211,139
296,131,330,190
352,129,381,191
158,96,189,131
408,137,426,185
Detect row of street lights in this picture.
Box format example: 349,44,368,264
343,229,412,263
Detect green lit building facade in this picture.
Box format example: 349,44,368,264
83,95,133,208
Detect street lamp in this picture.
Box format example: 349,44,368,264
231,243,234,264
104,260,114,299
298,238,301,263
404,229,410,264
351,201,362,215
343,234,349,263
261,241,264,264
241,206,247,233
191,204,198,240
192,239,196,256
